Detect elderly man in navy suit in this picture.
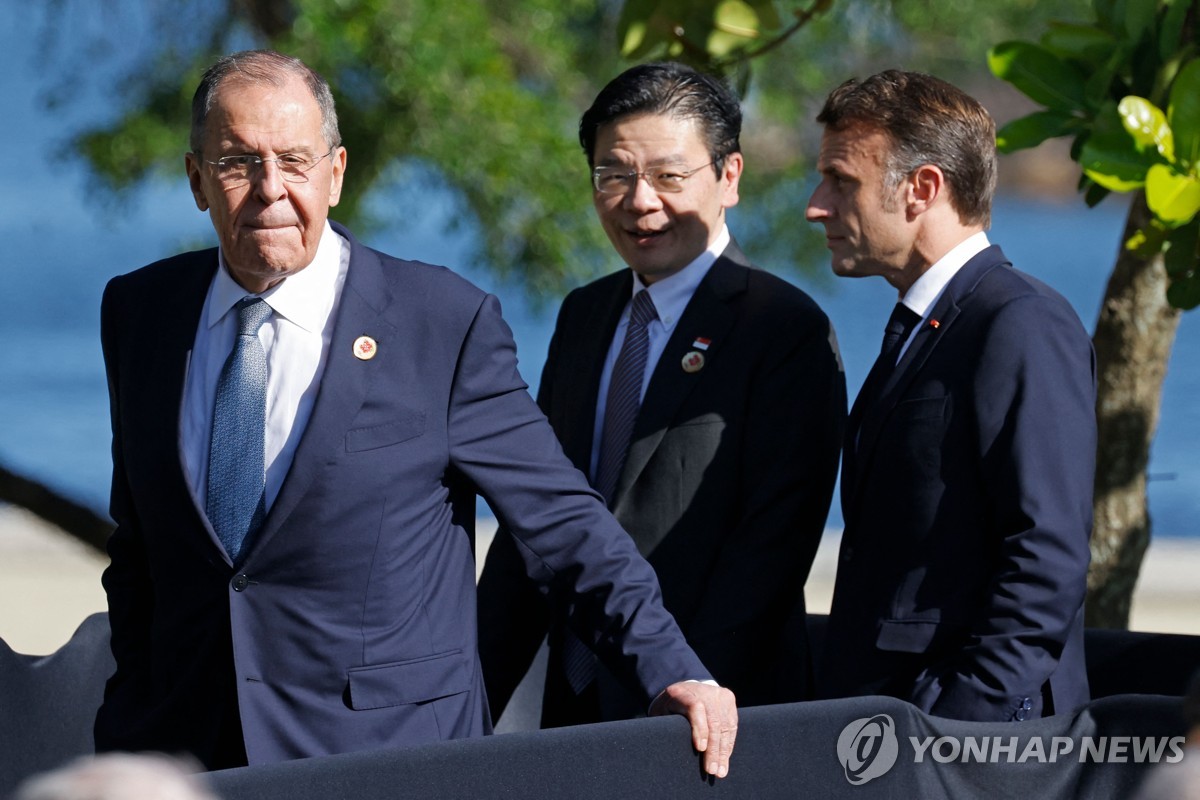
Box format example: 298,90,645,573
94,49,736,776
806,70,1096,721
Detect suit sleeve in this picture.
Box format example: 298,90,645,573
93,278,157,750
451,294,709,703
684,306,845,702
926,294,1095,720
475,307,568,719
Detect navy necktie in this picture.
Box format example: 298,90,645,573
593,290,659,506
563,290,658,695
856,302,922,426
206,297,272,563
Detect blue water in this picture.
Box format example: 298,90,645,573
1,16,1196,537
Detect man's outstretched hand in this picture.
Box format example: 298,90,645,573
649,682,738,778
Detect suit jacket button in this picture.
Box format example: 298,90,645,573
233,574,249,592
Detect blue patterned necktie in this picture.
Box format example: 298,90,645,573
593,289,659,506
206,297,272,563
562,289,659,695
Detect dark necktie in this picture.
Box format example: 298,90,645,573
562,290,658,695
857,302,922,417
206,297,272,564
879,302,922,366
593,289,659,505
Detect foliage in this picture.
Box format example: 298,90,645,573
41,0,1095,296
988,0,1200,308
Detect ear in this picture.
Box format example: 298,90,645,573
184,153,210,212
906,164,944,218
327,146,348,207
720,151,744,209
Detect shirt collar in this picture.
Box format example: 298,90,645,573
632,224,729,330
900,230,990,318
207,222,347,332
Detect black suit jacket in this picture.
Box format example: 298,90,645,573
479,241,845,723
94,223,709,767
820,245,1095,722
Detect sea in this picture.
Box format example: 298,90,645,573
1,15,1197,538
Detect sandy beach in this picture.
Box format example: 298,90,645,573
0,502,1195,657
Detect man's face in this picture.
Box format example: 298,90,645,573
806,124,912,280
185,76,346,293
591,112,741,284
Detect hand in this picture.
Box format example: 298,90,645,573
649,681,738,778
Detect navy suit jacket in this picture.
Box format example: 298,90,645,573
94,223,708,767
820,245,1095,722
479,241,845,722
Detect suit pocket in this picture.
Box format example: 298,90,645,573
345,410,427,452
876,619,941,653
346,649,470,709
892,395,946,421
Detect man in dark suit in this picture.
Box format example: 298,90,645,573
479,62,845,726
806,70,1095,721
94,50,737,776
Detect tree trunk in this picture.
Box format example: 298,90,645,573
1087,192,1181,628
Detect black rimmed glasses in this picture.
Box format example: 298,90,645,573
202,149,336,186
592,160,718,194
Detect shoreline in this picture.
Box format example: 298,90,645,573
1,503,1196,657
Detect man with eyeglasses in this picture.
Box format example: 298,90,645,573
479,62,846,728
94,50,738,775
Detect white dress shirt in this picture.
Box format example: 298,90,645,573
589,225,731,480
181,222,350,514
895,231,991,361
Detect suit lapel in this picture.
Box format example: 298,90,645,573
139,253,221,556
247,225,397,557
847,246,1011,511
558,272,631,469
612,244,747,510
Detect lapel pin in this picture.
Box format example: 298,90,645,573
682,350,705,373
353,335,378,361
691,336,712,351
929,320,940,329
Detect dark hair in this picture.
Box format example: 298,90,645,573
190,50,341,155
816,69,997,227
579,62,742,174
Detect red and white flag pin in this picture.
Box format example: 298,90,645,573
353,335,378,361
691,336,712,351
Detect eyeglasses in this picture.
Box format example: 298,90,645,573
202,149,335,186
592,161,718,194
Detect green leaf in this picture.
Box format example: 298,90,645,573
1040,22,1117,67
1168,59,1200,168
1164,219,1200,276
746,0,783,30
1167,272,1200,309
1118,96,1175,161
1124,0,1156,43
1160,0,1192,63
1125,218,1170,257
1079,104,1162,191
995,110,1079,153
1146,163,1200,223
1083,47,1123,109
708,0,759,57
617,0,671,58
987,41,1088,112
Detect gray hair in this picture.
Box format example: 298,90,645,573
189,50,341,155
